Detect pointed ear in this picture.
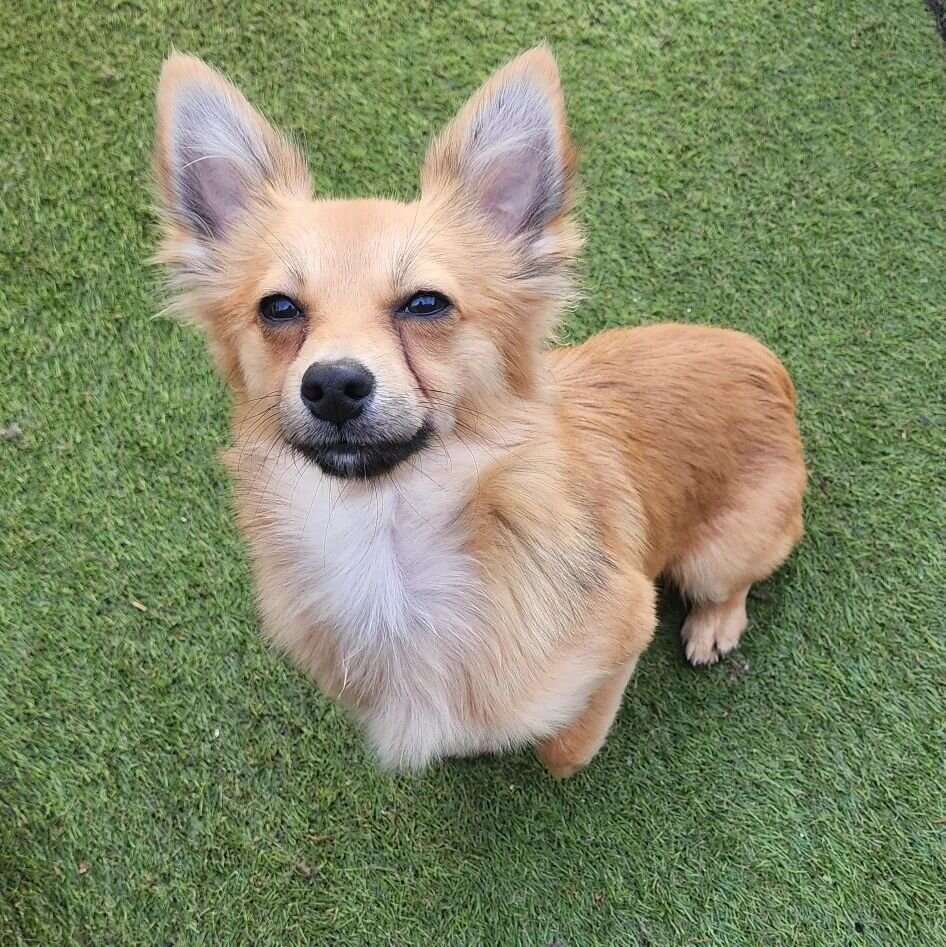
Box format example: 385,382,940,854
420,46,576,240
153,53,309,243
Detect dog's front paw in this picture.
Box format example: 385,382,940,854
543,758,583,780
536,736,593,779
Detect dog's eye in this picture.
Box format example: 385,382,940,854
259,294,303,324
397,292,452,318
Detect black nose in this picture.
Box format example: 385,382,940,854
300,360,375,426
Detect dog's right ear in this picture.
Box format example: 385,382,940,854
153,53,309,256
420,46,577,243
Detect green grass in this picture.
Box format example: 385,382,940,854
2,1,945,944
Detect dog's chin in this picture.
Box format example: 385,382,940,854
289,424,431,480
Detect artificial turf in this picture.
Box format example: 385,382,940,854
1,2,944,944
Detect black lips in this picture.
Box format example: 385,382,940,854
291,424,431,479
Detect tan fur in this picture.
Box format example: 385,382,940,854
153,48,806,775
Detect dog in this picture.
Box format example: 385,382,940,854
153,46,806,777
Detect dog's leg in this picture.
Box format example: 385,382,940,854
536,658,638,778
536,565,655,778
681,585,750,666
672,466,805,667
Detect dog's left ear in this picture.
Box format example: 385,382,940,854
421,46,577,242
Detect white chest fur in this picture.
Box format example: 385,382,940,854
231,438,600,770
234,441,499,768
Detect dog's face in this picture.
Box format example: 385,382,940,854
154,49,579,478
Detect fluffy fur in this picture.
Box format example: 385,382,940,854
153,48,806,776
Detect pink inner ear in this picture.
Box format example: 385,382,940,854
460,77,561,239
480,158,545,237
191,155,247,235
171,87,259,239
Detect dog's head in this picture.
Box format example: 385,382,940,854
154,48,580,478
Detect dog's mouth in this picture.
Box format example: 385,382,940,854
289,424,431,479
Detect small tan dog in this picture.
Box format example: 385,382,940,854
153,47,805,776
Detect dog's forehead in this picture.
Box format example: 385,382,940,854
282,198,415,265
267,196,454,299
